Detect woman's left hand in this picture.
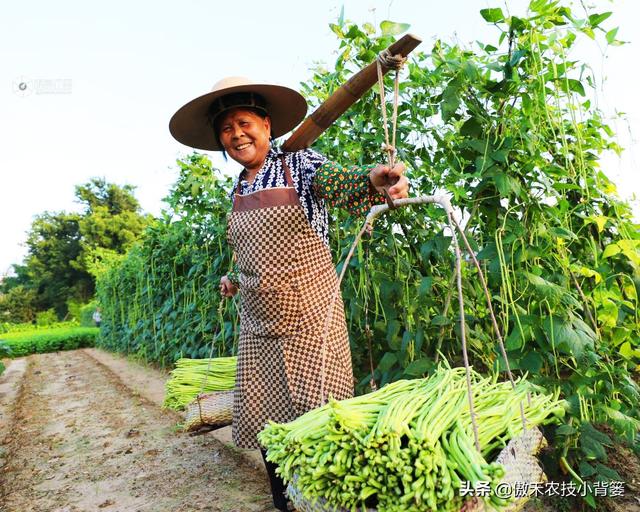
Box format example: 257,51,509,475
370,162,409,200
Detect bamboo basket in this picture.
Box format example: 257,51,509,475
183,390,234,433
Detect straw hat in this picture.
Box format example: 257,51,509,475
169,76,307,151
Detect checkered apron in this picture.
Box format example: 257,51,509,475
228,157,354,449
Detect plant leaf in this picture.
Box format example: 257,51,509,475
480,8,505,23
380,20,410,36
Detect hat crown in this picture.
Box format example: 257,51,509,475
210,76,254,94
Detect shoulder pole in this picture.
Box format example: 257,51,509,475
282,33,422,152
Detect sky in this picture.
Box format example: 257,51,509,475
1,0,638,275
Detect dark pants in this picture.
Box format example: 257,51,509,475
260,449,289,511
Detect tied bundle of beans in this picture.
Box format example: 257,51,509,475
259,366,565,512
164,356,237,410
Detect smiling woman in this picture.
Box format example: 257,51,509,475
169,76,409,511
215,109,271,176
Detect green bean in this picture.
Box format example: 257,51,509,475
259,366,565,512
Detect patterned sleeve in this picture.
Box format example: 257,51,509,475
312,161,386,217
227,262,240,287
285,148,327,191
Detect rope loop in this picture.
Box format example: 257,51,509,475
377,49,407,71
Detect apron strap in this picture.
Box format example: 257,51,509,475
280,156,295,188
235,173,243,194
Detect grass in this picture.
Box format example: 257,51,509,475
0,327,99,357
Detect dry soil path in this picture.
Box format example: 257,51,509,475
0,349,273,512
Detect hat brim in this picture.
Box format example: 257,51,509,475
169,84,307,151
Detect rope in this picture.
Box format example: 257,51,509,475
320,49,408,404
376,50,406,208
447,210,481,452
363,240,378,392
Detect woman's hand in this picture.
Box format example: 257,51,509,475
370,162,409,200
220,275,238,298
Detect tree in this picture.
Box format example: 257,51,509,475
24,211,88,316
0,179,152,320
75,179,153,274
75,178,140,215
0,285,37,323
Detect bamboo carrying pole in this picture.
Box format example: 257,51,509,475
281,34,422,151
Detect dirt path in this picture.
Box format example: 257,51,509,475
0,350,273,512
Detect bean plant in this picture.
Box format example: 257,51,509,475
306,2,639,507
96,154,238,367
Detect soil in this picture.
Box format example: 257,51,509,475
0,349,274,512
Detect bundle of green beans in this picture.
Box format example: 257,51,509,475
163,356,237,410
258,366,565,512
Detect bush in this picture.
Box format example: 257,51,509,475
0,320,79,334
80,301,98,327
0,327,98,357
35,308,58,327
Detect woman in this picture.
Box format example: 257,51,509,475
170,77,408,511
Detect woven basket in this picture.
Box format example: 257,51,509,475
183,390,234,432
287,427,547,512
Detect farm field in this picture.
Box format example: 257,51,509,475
0,349,272,512
0,349,638,511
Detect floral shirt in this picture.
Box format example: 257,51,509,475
227,147,384,285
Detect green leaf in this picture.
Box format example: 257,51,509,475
556,424,576,436
619,341,640,360
378,352,397,372
380,20,410,36
480,8,505,23
519,351,543,373
600,405,640,436
580,435,607,460
618,239,640,266
595,463,622,481
606,27,620,45
400,330,413,352
524,272,566,303
404,358,431,376
460,118,483,138
602,243,621,259
549,226,578,240
440,82,461,121
493,173,511,196
581,422,613,445
418,276,433,298
386,319,402,349
505,326,525,350
583,493,596,508
431,315,451,326
567,78,586,96
329,23,344,38
543,316,593,359
579,461,597,477
588,12,612,28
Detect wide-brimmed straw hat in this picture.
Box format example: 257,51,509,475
169,76,307,151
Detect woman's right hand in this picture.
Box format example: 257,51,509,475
220,275,238,298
